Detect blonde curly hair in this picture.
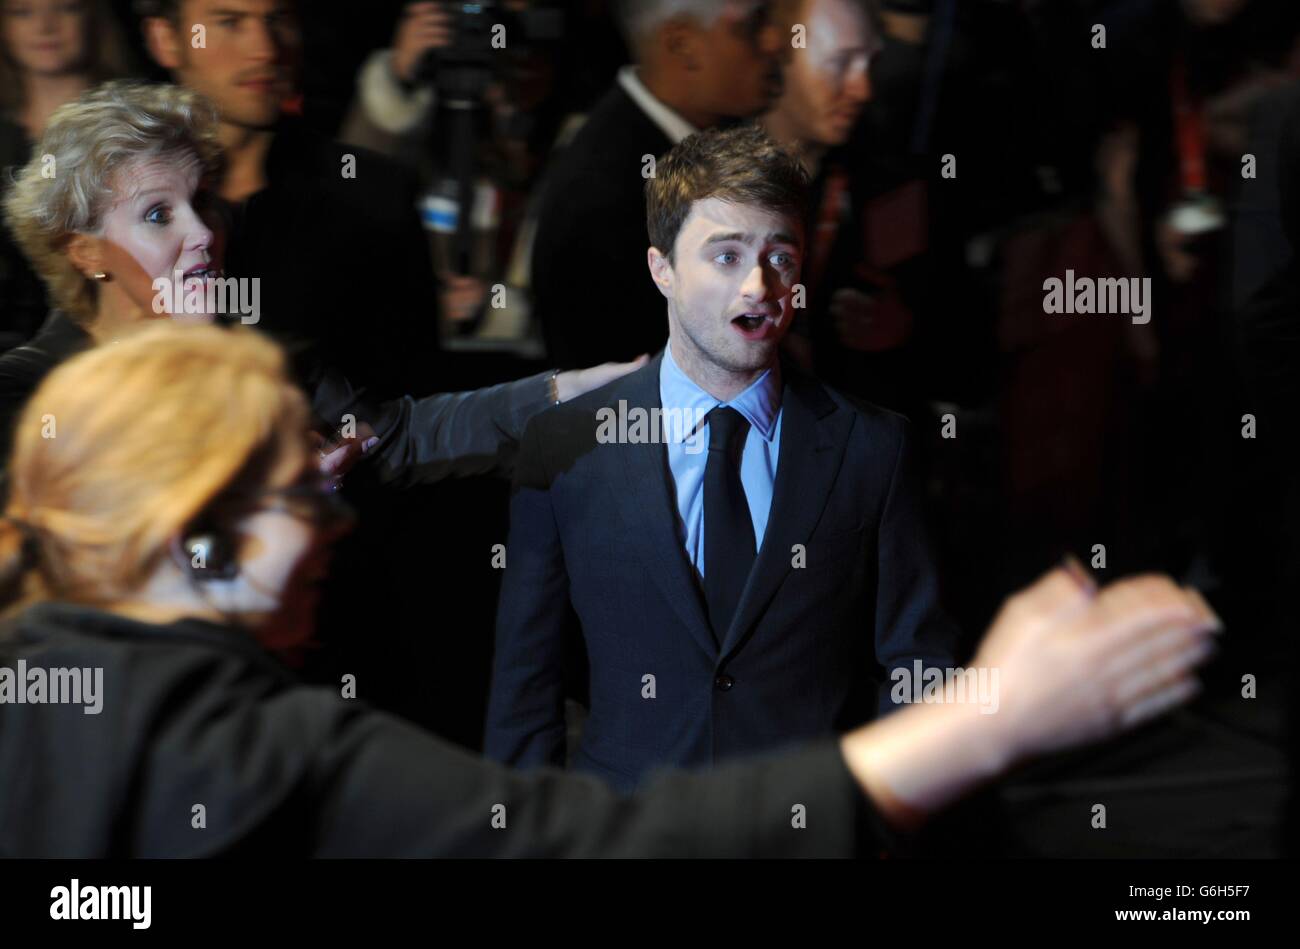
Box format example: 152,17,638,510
2,81,223,325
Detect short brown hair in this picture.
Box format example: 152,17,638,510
646,124,810,262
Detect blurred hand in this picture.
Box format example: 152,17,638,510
441,273,487,325
973,568,1220,762
831,286,912,352
311,423,380,480
841,565,1220,829
392,2,453,84
554,354,651,402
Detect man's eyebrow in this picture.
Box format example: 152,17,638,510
703,230,801,246
703,231,751,246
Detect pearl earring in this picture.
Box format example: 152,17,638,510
92,271,107,281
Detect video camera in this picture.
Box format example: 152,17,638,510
415,1,563,105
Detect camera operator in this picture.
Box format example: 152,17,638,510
340,2,449,164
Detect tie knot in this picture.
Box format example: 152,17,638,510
708,406,749,452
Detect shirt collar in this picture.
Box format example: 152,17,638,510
659,342,782,444
617,66,698,145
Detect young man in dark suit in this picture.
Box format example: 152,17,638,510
531,0,785,368
487,124,960,791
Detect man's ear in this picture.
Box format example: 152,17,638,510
65,233,105,280
143,15,184,72
648,246,674,300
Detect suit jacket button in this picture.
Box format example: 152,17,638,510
714,674,734,692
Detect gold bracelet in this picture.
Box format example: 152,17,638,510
547,368,561,405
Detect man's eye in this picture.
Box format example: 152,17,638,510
145,205,172,225
217,15,239,27
715,253,740,266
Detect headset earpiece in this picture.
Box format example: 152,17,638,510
173,525,238,582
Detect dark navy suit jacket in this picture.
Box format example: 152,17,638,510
485,350,959,791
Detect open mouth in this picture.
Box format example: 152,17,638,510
730,312,780,340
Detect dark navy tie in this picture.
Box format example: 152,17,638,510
704,406,756,643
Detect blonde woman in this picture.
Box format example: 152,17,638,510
0,323,1218,856
0,80,642,477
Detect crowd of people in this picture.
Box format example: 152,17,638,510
0,0,1292,857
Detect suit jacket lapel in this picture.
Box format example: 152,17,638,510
720,361,852,658
605,351,719,658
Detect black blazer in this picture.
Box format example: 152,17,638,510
530,82,673,367
485,351,960,791
220,118,443,400
0,602,897,857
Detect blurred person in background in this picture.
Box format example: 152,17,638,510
136,0,444,399
0,0,136,350
340,1,449,161
762,0,877,180
530,0,785,368
760,0,926,415
339,2,485,334
1095,0,1300,620
0,322,1221,856
337,1,572,342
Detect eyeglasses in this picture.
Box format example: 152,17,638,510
245,477,356,529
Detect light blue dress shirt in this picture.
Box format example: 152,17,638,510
659,344,783,580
